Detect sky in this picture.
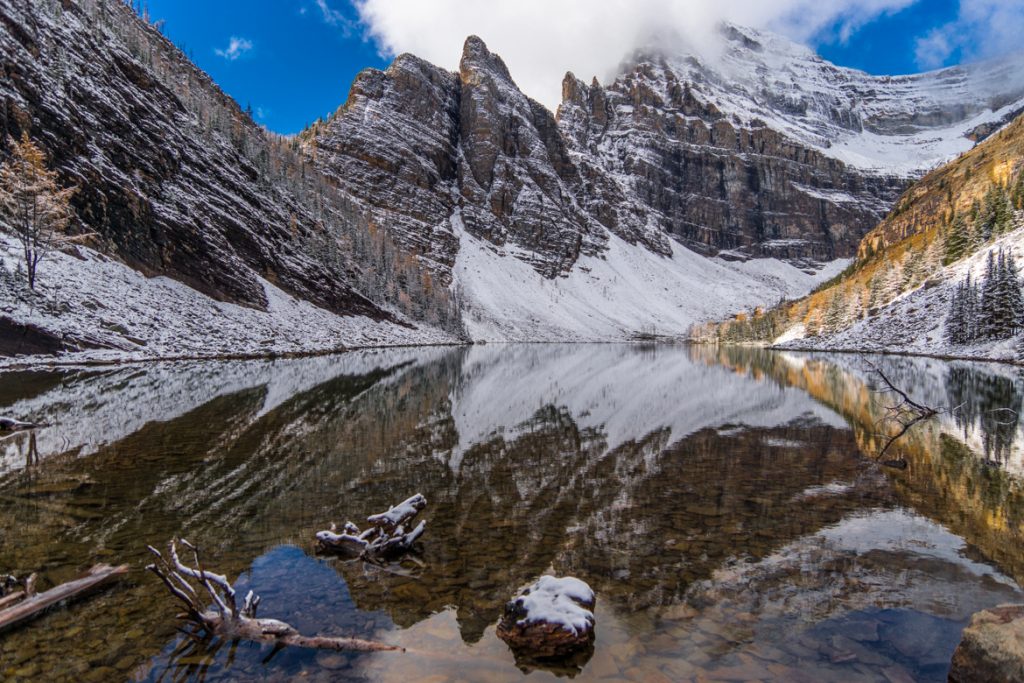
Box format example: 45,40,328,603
144,0,1023,135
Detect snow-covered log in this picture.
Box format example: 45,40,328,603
146,539,402,653
0,417,41,432
316,494,427,560
497,576,596,659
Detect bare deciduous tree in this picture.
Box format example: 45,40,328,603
0,133,77,290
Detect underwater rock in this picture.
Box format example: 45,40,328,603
949,604,1024,683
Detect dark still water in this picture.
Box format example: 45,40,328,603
2,345,1024,682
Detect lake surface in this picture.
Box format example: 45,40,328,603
2,345,1024,682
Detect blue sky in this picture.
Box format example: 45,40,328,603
146,1,389,134
143,0,1003,135
816,0,962,74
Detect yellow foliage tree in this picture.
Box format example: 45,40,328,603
0,133,77,290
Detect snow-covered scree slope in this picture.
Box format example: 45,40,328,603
454,216,849,342
779,223,1024,362
0,235,455,366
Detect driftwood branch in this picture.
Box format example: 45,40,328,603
0,564,127,633
316,494,427,561
147,539,401,654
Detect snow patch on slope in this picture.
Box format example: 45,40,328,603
0,235,455,367
454,217,848,342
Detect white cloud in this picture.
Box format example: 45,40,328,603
214,36,253,61
315,0,357,34
352,0,918,110
914,0,1024,70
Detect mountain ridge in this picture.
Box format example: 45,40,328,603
3,2,1024,357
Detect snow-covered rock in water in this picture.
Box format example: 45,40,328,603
497,575,596,658
316,494,427,558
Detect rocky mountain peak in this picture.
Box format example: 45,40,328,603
459,35,513,84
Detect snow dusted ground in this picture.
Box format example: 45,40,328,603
780,225,1024,363
0,214,848,365
0,235,457,367
455,220,850,342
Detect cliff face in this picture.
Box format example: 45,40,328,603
558,68,898,263
308,37,605,280
0,0,387,319
310,28,1024,280
556,26,1024,265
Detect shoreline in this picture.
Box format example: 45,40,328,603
5,337,1019,372
771,343,1022,367
0,338,696,371
0,340,470,372
689,339,1023,367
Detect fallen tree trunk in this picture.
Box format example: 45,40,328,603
0,564,127,633
147,539,402,654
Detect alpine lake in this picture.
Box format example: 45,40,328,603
2,344,1024,682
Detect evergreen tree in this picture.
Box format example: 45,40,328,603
868,271,884,310
883,262,903,302
976,184,1015,241
946,274,982,346
1013,172,1024,211
979,250,999,338
945,281,964,345
823,293,847,334
901,254,921,289
944,212,970,264
922,236,942,277
1006,251,1024,335
990,250,1016,338
966,275,980,342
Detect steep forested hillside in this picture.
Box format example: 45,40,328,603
697,112,1024,362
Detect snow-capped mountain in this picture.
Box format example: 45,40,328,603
311,25,1024,278
559,24,1024,264
2,1,1024,355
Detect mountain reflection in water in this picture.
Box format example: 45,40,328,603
1,345,1023,682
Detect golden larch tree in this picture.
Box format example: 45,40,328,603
0,133,76,290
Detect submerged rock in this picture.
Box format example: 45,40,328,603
949,604,1024,683
497,575,596,661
